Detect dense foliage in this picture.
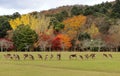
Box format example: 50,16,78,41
0,0,120,52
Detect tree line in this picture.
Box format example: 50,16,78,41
0,0,120,52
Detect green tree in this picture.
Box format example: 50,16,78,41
0,16,12,38
111,0,120,18
71,6,83,16
13,24,38,51
78,32,91,41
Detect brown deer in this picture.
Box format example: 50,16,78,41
103,53,108,58
108,54,112,58
57,53,61,60
23,54,29,60
44,54,48,60
38,54,43,60
4,54,13,60
69,54,77,60
79,55,83,60
29,54,34,60
89,53,96,59
50,54,54,60
13,54,20,60
84,54,89,59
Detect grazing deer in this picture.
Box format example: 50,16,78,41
57,53,61,60
13,54,20,60
38,54,43,60
79,55,83,60
50,54,54,60
4,54,13,60
23,54,29,60
69,54,77,60
84,54,89,59
103,53,108,58
44,54,48,60
108,54,112,58
89,53,96,59
29,54,34,60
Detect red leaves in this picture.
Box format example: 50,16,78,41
52,37,61,50
0,38,14,51
52,34,71,50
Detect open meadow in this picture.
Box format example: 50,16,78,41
0,52,120,76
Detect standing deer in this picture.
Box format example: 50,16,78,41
23,54,29,60
13,54,20,60
50,54,54,60
4,54,13,60
44,54,48,60
69,54,77,60
57,53,61,60
84,54,89,59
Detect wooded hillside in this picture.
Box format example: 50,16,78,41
0,0,120,52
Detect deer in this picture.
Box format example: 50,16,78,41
69,54,77,60
23,54,29,60
44,54,48,60
29,54,34,60
84,54,89,59
4,54,13,60
108,54,113,58
103,53,108,58
79,55,83,60
50,54,54,60
57,53,61,60
38,54,43,60
89,53,96,59
13,54,20,60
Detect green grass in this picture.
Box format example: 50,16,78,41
0,52,120,76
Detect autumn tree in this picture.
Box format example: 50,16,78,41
63,15,86,40
0,38,14,52
52,34,71,51
85,23,100,38
9,13,50,34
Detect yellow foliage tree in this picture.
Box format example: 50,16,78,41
85,23,100,38
9,14,50,34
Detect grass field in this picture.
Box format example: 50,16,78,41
0,52,120,76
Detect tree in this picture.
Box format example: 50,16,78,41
85,23,100,38
0,16,12,38
83,39,105,51
12,12,21,19
37,32,54,51
71,6,83,16
83,7,94,16
111,0,120,18
78,32,91,41
13,25,38,51
9,13,50,34
63,15,86,40
0,38,14,52
52,34,71,51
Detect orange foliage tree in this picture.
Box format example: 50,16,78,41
63,15,86,40
52,34,71,51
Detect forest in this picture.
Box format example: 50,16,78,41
0,0,120,52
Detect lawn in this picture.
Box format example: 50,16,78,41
0,52,120,76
